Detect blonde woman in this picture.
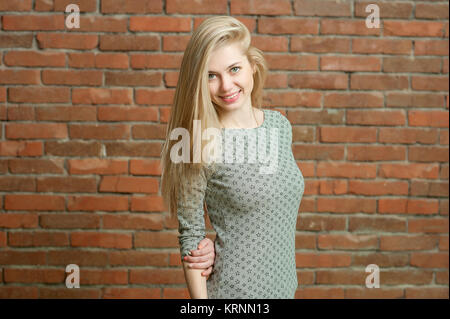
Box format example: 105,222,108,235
160,16,304,299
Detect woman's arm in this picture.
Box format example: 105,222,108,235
182,260,208,299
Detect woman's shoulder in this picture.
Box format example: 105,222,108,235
265,109,291,130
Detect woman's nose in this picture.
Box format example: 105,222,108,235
220,74,234,93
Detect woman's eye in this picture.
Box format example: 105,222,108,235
231,66,240,73
208,74,216,80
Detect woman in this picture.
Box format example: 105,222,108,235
160,16,304,299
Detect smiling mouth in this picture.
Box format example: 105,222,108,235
220,90,241,98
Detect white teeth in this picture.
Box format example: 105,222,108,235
222,91,239,99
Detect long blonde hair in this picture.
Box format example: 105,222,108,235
160,16,268,219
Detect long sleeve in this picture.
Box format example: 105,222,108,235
177,165,208,261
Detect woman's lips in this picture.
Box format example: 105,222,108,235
220,90,241,103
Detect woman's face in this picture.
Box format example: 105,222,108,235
207,42,256,113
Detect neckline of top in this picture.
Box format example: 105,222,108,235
221,109,268,131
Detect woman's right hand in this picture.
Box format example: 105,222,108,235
183,237,215,279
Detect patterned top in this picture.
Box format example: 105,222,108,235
177,109,305,299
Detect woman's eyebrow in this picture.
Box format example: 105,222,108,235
208,61,241,73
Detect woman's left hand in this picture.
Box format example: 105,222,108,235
183,237,216,279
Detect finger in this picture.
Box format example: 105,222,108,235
189,260,213,269
201,266,213,277
183,254,208,263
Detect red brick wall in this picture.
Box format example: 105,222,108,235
0,0,448,299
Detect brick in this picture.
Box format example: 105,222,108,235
95,53,129,69
352,38,412,55
316,162,376,179
383,57,441,73
130,17,191,32
131,195,166,212
351,75,408,90
68,52,95,68
105,71,161,86
36,106,96,122
104,142,162,157
9,231,69,247
251,35,289,52
42,70,102,86
69,124,130,140
37,33,98,50
410,253,449,268
409,111,449,128
0,34,33,48
4,195,64,211
71,232,132,249
294,0,351,17
384,21,446,37
348,180,408,196
321,56,381,72
379,128,438,145
162,35,191,52
0,0,32,11
6,123,68,139
354,2,413,19
101,0,162,13
74,16,127,32
0,70,40,84
166,0,227,14
291,37,350,53
264,92,322,107
103,214,164,230
98,106,158,122
409,218,449,233
134,231,178,248
132,124,167,139
68,159,127,175
380,235,438,251
100,35,159,51
386,93,445,108
4,51,65,67
2,15,64,30
411,181,449,197
35,0,98,12
131,54,182,69
0,141,43,157
72,88,132,105
45,141,101,157
324,93,383,108
295,253,351,267
347,110,405,126
9,87,70,103
415,3,449,20
289,73,347,89
320,127,376,143
99,176,158,194
129,159,162,176
409,146,449,163
135,89,174,105
9,159,65,174
318,234,378,250
412,76,449,92
266,54,318,70
67,196,128,212
347,146,406,161
415,40,449,56
104,288,160,299
321,19,380,35
231,0,291,15
348,216,406,233
258,18,319,34
37,177,97,193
